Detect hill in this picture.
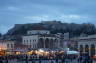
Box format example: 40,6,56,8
6,21,96,37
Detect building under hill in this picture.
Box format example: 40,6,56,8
71,34,96,57
22,27,67,49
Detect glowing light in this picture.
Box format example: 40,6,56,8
16,52,21,55
0,45,7,51
39,49,44,52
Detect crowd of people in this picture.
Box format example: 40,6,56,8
0,53,94,63
77,53,93,63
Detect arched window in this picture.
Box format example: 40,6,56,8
45,38,50,48
11,44,13,48
38,38,44,48
54,39,58,48
80,45,83,53
50,39,53,48
7,44,10,48
85,45,89,55
90,44,95,57
30,40,31,42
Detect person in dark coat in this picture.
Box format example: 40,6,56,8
5,57,8,63
26,55,28,63
0,59,3,63
39,60,41,63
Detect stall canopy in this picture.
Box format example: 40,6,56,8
67,51,79,54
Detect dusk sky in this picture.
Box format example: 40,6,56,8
0,0,96,34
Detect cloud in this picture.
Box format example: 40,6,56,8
61,14,87,19
61,15,81,19
24,14,88,23
7,6,20,11
24,15,50,21
59,15,88,23
0,0,96,34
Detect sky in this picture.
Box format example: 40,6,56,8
0,0,96,34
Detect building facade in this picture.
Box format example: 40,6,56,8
78,39,96,57
38,34,59,48
22,35,39,49
0,40,15,51
71,34,96,57
22,30,62,49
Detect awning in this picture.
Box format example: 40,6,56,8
67,51,79,54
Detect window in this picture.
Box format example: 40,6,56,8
26,40,28,45
23,40,25,44
7,44,9,48
33,45,34,48
30,40,31,42
33,39,36,42
11,44,13,48
35,44,37,48
27,40,28,42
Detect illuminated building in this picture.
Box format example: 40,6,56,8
22,27,64,49
0,40,15,51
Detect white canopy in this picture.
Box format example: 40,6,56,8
67,51,79,54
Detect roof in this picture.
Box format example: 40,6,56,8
39,34,56,37
78,38,96,40
0,40,15,43
23,34,56,37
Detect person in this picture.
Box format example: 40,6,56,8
26,55,28,63
62,57,65,63
5,57,8,63
39,60,41,63
78,56,82,63
0,59,3,63
56,59,58,63
32,61,35,63
89,57,93,63
51,61,53,63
